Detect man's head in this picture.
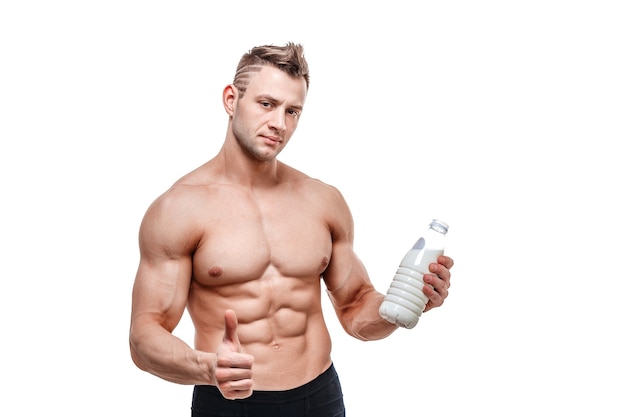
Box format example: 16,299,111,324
233,42,310,97
223,43,309,163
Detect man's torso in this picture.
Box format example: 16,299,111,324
178,164,337,389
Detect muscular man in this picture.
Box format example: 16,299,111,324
129,42,454,416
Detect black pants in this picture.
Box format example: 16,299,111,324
191,364,345,417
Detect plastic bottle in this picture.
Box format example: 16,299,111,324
379,219,449,329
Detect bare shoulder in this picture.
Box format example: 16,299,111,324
281,164,345,201
139,165,221,255
149,161,227,210
281,163,353,235
146,170,212,218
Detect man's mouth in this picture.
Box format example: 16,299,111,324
262,135,281,145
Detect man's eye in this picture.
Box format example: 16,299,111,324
260,102,271,108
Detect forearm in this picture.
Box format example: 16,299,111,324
330,289,398,341
129,322,216,385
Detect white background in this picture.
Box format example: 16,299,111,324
1,1,624,416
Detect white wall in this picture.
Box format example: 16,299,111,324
1,1,624,415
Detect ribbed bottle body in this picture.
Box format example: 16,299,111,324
379,220,448,329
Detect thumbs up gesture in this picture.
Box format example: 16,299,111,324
215,309,254,399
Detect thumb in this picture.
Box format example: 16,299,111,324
223,309,241,351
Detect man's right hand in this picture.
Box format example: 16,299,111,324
215,309,254,399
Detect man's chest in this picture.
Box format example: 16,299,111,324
190,202,333,286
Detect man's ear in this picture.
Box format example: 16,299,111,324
223,84,237,116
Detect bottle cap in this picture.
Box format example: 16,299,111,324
429,219,449,234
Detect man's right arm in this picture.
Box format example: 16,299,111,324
129,258,217,385
128,192,217,385
128,190,254,398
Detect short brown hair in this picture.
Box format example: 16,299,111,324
233,42,310,96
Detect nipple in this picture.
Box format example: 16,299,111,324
208,267,222,278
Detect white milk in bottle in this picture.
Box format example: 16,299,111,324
379,219,449,329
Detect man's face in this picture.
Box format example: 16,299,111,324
231,66,307,162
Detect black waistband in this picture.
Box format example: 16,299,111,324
194,363,339,404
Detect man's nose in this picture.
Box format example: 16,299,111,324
268,110,287,131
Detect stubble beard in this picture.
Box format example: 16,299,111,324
233,127,282,163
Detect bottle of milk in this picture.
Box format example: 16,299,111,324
379,219,449,329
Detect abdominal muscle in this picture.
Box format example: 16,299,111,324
188,270,334,391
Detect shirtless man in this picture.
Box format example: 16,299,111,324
129,42,454,416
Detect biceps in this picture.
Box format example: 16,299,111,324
132,257,192,331
324,252,372,310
